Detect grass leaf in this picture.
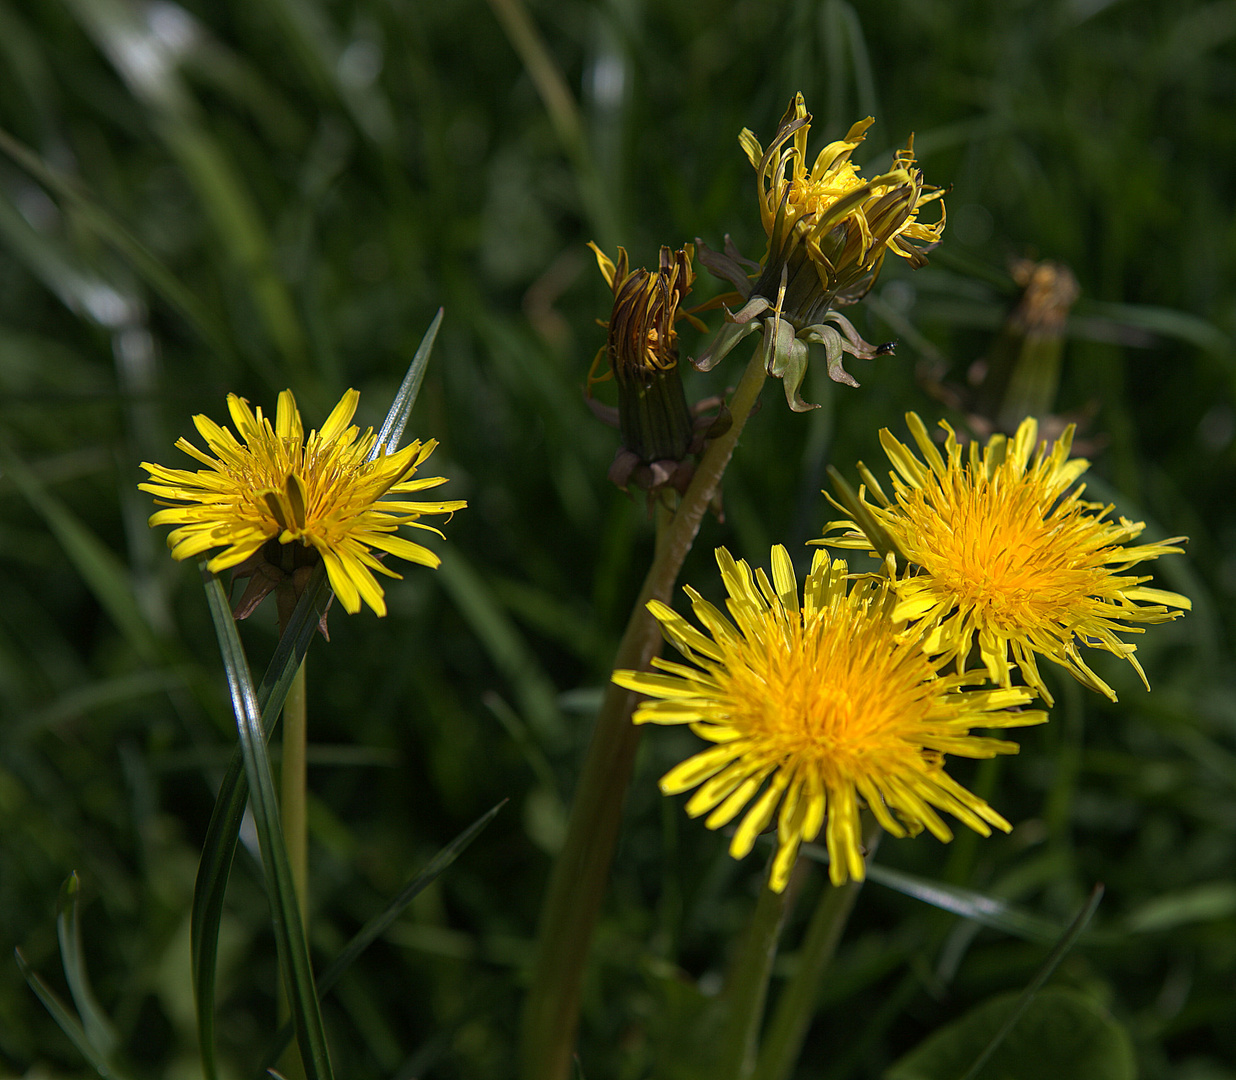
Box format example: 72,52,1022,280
201,567,333,1079
191,564,330,1080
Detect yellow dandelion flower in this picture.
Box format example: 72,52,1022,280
613,546,1044,891
139,389,465,617
742,93,945,319
821,413,1190,705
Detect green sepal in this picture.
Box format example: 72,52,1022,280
825,465,907,570
694,307,764,372
764,316,815,412
802,324,860,388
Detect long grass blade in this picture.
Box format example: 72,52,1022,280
15,947,133,1080
261,800,507,1070
191,564,330,1080
0,126,235,360
56,873,120,1061
0,433,160,664
958,883,1104,1080
201,569,334,1080
60,0,306,371
375,309,443,456
863,862,1065,945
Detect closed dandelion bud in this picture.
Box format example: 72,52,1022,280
589,243,722,494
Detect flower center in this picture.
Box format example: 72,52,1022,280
788,162,864,222
723,612,933,769
904,475,1105,633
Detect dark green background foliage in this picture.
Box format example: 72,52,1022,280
1,0,1233,1076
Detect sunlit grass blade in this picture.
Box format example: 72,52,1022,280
958,883,1104,1080
376,309,443,456
15,947,133,1080
56,872,119,1062
1121,881,1236,935
1077,298,1232,355
0,183,140,332
863,862,1065,945
483,0,618,244
201,569,334,1080
262,799,508,1070
191,564,330,1080
0,126,235,361
822,0,879,132
61,0,306,372
245,0,395,144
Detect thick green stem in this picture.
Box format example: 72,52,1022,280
718,877,792,1080
519,345,769,1080
753,818,883,1080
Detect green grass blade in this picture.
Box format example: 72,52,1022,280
863,862,1065,945
437,545,566,749
316,800,506,997
0,182,138,330
958,884,1105,1080
0,126,235,361
1077,298,1232,355
190,743,247,1080
375,309,443,455
56,873,119,1061
201,569,333,1080
0,432,160,664
262,800,508,1070
157,121,307,371
60,0,306,372
14,947,133,1080
191,564,330,1080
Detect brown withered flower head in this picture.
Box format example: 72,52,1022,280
588,243,728,495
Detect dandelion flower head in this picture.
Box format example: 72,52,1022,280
139,389,465,617
821,414,1190,705
741,92,945,316
695,95,944,410
614,546,1043,891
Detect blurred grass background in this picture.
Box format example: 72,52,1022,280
1,0,1234,1076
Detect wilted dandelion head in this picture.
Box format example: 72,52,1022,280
742,92,945,323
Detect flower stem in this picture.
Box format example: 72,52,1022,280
717,876,791,1080
281,660,309,923
753,819,882,1080
278,659,309,1080
519,345,769,1080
